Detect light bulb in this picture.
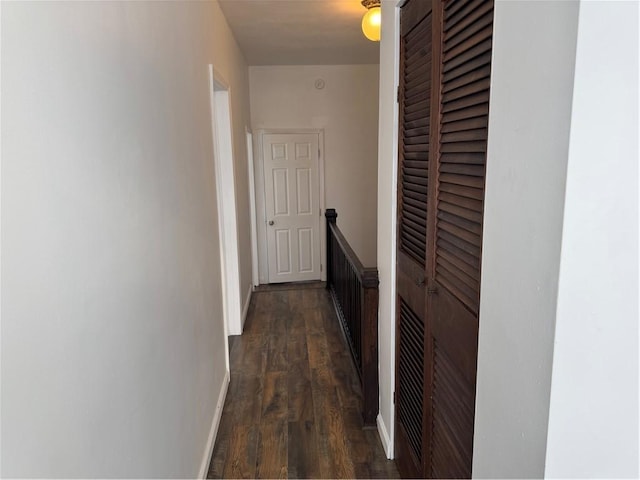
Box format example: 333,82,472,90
362,6,381,42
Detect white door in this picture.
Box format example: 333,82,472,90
263,133,321,283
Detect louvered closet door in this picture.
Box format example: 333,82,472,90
394,0,494,478
424,0,494,478
394,0,433,477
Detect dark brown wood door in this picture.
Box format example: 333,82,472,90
395,0,494,478
394,0,433,477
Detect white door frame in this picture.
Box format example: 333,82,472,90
253,129,326,284
209,66,243,337
246,128,259,287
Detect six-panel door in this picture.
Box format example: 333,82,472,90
263,133,321,283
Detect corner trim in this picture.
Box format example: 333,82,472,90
198,370,230,479
241,285,252,330
377,413,393,459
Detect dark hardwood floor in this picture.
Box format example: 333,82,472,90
207,282,399,479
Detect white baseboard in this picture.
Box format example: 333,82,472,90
241,285,252,330
198,370,230,479
377,413,393,459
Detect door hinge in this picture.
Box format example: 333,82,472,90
393,391,396,404
397,86,401,103
320,264,323,272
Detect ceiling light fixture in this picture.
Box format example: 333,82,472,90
361,0,381,42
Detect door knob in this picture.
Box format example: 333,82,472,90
268,220,275,226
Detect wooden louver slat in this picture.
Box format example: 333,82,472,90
443,51,492,84
444,11,493,55
444,0,493,40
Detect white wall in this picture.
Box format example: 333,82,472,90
473,2,580,477
212,0,254,330
375,0,400,459
1,2,228,477
249,64,380,268
545,2,639,477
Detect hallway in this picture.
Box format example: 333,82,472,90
207,283,398,479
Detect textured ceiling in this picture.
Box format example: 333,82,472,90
218,0,380,65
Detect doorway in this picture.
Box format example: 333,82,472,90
254,130,325,284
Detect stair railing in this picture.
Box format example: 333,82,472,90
325,208,379,426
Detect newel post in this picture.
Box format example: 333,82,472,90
325,209,337,290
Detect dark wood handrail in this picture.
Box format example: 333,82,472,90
325,208,379,426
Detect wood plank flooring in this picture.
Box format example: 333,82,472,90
207,283,399,479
